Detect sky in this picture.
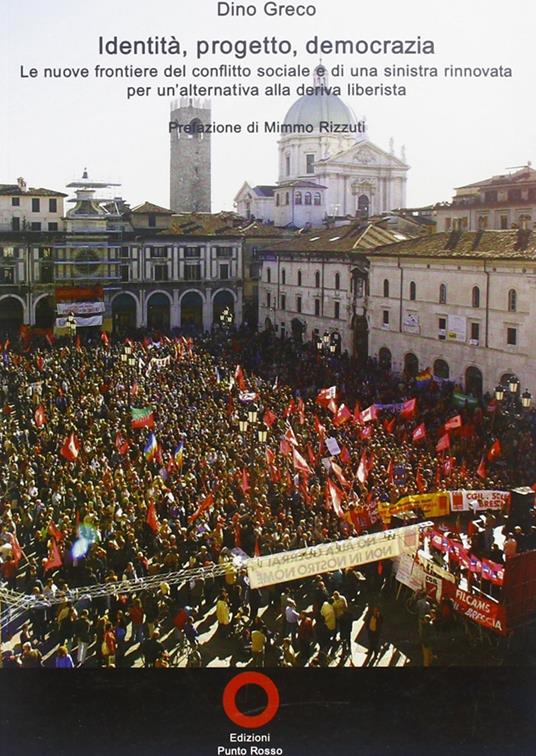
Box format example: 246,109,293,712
2,0,535,212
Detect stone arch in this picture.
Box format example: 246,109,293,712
180,289,204,331
465,365,483,397
404,352,419,377
379,347,392,370
0,294,26,335
212,288,236,324
112,291,140,333
33,294,55,329
433,358,450,379
146,290,172,331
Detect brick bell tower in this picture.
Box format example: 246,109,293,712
169,97,211,213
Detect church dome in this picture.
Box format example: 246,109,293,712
283,93,358,131
283,65,358,131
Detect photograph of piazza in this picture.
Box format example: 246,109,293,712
1,66,536,670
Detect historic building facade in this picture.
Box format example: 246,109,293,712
0,178,66,233
0,172,243,336
258,221,404,357
235,65,409,226
435,165,536,232
367,230,536,396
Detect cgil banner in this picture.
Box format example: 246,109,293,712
55,315,103,327
378,492,451,525
56,301,105,315
449,490,510,512
246,523,424,589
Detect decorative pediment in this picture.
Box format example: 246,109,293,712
326,139,409,170
353,147,377,165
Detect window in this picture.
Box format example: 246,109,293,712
296,296,302,313
470,322,480,342
507,327,517,346
184,246,200,258
150,247,167,258
11,217,20,231
315,270,320,288
508,289,517,312
438,317,446,340
121,265,129,283
478,215,488,230
334,273,340,290
1,247,14,258
281,268,286,285
445,218,452,231
0,268,14,284
11,197,19,207
314,298,320,316
48,222,58,231
266,291,271,307
472,286,480,308
148,214,156,228
297,270,302,286
276,194,280,207
219,264,229,280
304,192,312,206
439,283,447,304
409,281,416,301
500,215,509,230
484,190,498,203
49,198,57,213
509,189,522,202
306,154,315,174
295,191,302,206
313,192,321,206
383,279,390,297
31,222,41,231
334,301,340,319
382,310,390,327
32,198,40,212
184,264,201,280
40,264,53,283
121,246,129,258
39,247,52,259
267,267,271,283
280,294,286,310
285,192,289,206
154,265,168,282
285,155,290,176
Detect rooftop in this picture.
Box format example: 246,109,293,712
0,183,67,198
260,221,406,254
369,229,536,260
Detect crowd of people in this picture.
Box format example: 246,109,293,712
0,326,535,668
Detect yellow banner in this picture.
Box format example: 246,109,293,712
378,492,451,525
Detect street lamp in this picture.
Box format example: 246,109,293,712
508,375,520,394
248,406,258,425
220,306,234,331
495,385,505,402
521,390,533,409
238,417,249,434
257,428,268,444
66,313,76,341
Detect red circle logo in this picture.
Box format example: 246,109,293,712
222,672,280,729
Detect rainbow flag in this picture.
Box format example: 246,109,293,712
174,442,184,468
144,432,158,462
415,369,433,389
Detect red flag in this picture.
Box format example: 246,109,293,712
254,538,261,557
263,409,277,428
36,355,44,371
316,386,337,408
313,416,326,439
45,332,55,348
226,394,234,418
445,414,462,431
412,423,427,443
60,432,80,461
366,452,375,473
340,445,351,465
476,456,487,480
306,443,316,466
387,459,394,486
353,402,362,424
416,466,426,493
333,403,352,427
240,468,250,495
75,335,81,352
10,535,23,566
327,399,338,415
146,501,160,533
279,437,292,457
331,461,350,489
443,456,455,477
383,416,396,434
284,426,299,448
265,447,275,466
100,331,110,347
436,433,450,452
361,405,378,424
130,382,139,399
234,365,247,391
296,398,305,425
115,432,130,456
48,522,64,542
44,539,62,572
400,398,416,420
360,425,374,441
460,460,468,481
3,338,10,352
189,491,215,523
292,448,312,476
325,479,344,517
283,399,295,418
357,451,368,484
35,405,46,428
487,439,502,461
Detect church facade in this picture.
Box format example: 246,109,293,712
235,65,409,226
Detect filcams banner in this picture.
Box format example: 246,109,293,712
247,523,423,588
